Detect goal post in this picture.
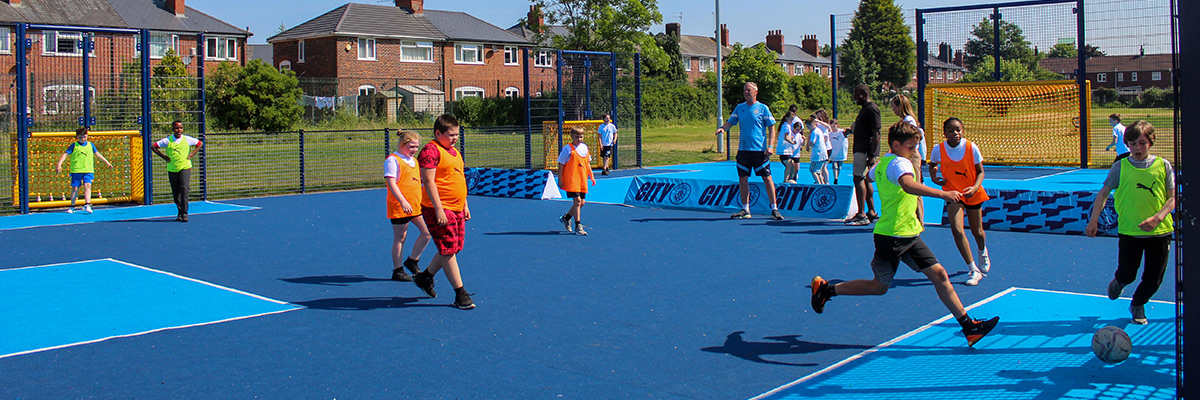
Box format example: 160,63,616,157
14,130,145,208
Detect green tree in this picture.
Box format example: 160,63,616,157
1047,42,1105,58
718,43,792,110
206,59,303,132
960,55,1034,83
533,0,671,72
819,43,832,58
151,49,196,134
845,0,914,89
788,72,831,112
646,32,686,81
964,18,1035,70
837,38,879,89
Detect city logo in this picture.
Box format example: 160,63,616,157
667,182,692,205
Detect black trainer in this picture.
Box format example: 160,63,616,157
962,316,1000,347
413,272,436,298
559,214,573,232
866,211,879,223
811,276,831,314
391,268,413,282
771,210,784,220
454,290,476,310
403,258,421,275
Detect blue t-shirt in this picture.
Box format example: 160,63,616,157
727,102,775,152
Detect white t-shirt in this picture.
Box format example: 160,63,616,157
868,153,915,185
599,123,617,146
155,135,200,149
930,140,984,164
1113,124,1129,155
383,152,417,178
828,129,848,161
809,125,829,161
557,143,591,165
903,115,927,161
777,122,797,156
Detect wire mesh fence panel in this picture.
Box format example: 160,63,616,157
27,29,89,132
462,126,532,169
297,77,447,125
90,32,142,131
1,128,14,214
303,130,389,192
199,131,303,199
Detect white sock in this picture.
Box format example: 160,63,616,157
772,204,778,211
968,262,979,272
980,248,989,257
743,205,750,212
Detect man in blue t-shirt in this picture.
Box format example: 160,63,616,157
715,82,782,220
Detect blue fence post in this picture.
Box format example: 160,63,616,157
523,47,532,169
610,51,618,169
830,15,838,120
299,129,306,193
556,50,564,152
16,23,28,214
81,32,92,128
916,9,926,129
584,55,592,119
1076,0,1087,168
634,53,642,167
992,7,1002,81
458,126,466,163
140,28,153,205
198,33,207,201
384,127,390,155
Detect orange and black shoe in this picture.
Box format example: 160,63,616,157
811,276,832,314
962,316,1000,347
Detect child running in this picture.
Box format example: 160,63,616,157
1086,121,1174,325
928,118,991,286
776,107,802,184
412,115,475,310
811,121,999,347
55,127,114,214
384,130,433,282
557,127,597,235
1105,113,1129,161
827,119,847,185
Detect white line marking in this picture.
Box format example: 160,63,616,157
0,201,260,231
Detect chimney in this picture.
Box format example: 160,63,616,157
801,35,819,57
666,22,680,38
953,50,964,67
938,43,951,63
528,5,544,33
396,0,423,15
720,24,729,48
166,0,184,17
766,30,784,55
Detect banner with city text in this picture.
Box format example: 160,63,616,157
624,176,852,219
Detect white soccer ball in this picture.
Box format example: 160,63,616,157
1092,326,1132,363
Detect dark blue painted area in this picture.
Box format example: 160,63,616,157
0,189,1174,399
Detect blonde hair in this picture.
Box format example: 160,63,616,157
890,95,920,128
397,130,422,145
570,126,586,136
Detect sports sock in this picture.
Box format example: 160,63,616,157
957,314,974,328
771,204,779,211
968,262,979,272
743,205,750,212
454,286,468,295
821,283,837,298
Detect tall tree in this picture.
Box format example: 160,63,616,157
151,49,195,134
718,43,792,110
206,60,303,132
963,18,1035,69
845,0,914,89
1048,42,1106,58
532,0,670,71
837,39,879,90
646,32,686,81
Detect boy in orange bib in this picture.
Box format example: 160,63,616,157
412,115,475,310
928,117,991,286
384,131,433,282
557,127,597,235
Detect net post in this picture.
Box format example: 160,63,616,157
81,33,92,128
198,32,208,201
15,23,29,214
523,47,532,169
556,50,564,151
992,7,1002,81
830,14,838,120
384,127,390,155
634,53,642,167
1076,0,1088,168
299,129,306,194
140,28,153,205
610,51,619,169
916,9,926,129
1177,0,1196,396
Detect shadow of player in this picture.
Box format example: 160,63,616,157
701,331,872,367
280,275,392,286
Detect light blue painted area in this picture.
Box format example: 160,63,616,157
759,288,1176,400
0,259,300,358
0,201,258,231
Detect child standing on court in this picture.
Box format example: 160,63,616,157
827,120,848,185
928,117,991,286
776,108,802,184
1105,114,1129,161
598,114,618,175
55,127,114,214
412,115,475,310
384,130,433,282
806,110,831,185
1086,121,1173,325
558,127,597,235
811,121,999,347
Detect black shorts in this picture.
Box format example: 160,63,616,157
949,201,983,211
870,234,940,285
778,155,795,162
566,191,587,199
601,146,614,158
390,215,419,225
736,150,771,177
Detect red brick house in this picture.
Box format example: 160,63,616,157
762,31,833,78
270,0,542,103
1040,53,1173,95
664,22,731,83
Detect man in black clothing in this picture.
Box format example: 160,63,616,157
845,84,881,225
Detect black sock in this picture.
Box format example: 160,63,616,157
957,314,974,328
454,286,468,295
417,270,432,279
819,283,837,298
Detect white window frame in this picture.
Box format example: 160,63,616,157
279,60,292,72
684,57,692,72
504,87,520,98
1152,71,1162,81
503,46,519,66
359,85,377,96
1118,73,1124,82
42,84,94,115
42,31,91,57
699,58,714,73
455,43,484,64
148,32,178,59
1131,72,1138,81
454,86,484,100
206,36,239,61
358,38,376,61
400,41,434,62
298,40,305,63
1097,73,1107,82
0,27,11,54
534,50,552,68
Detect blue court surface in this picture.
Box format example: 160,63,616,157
0,201,258,231
0,170,1175,399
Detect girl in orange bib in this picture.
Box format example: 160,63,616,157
928,117,991,286
385,131,433,282
557,127,596,235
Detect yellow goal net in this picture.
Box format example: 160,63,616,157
542,120,603,171
13,130,144,208
924,80,1090,166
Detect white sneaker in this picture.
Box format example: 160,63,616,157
965,270,984,286
979,249,990,273
83,204,93,214
66,208,74,214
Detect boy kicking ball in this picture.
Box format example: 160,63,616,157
810,121,999,347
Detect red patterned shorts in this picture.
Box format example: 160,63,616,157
422,207,465,255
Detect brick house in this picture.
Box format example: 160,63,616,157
762,31,833,79
663,22,731,83
1040,53,1173,96
270,0,540,103
0,0,249,122
924,43,967,84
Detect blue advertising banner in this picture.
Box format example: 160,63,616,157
942,189,1120,236
624,176,852,219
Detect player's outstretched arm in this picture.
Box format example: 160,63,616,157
899,174,960,202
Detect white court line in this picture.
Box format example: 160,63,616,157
0,258,303,360
0,201,260,231
1018,168,1086,181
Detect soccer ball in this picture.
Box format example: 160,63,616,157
1092,326,1132,363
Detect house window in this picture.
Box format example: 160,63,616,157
816,66,822,76
1131,72,1138,81
454,86,484,100
504,46,519,65
43,31,87,56
684,57,692,72
149,33,178,59
358,38,376,60
699,58,714,73
1153,71,1162,81
298,40,305,62
359,85,376,96
206,37,239,60
1097,73,1107,82
279,60,291,72
455,44,483,64
938,70,944,79
0,27,11,54
43,84,94,115
400,41,433,62
534,51,552,67
504,87,520,98
1118,73,1124,82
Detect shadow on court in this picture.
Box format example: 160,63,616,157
701,331,871,367
292,296,440,310
280,275,393,286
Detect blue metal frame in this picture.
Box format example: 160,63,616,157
634,54,642,167
140,29,153,205
556,49,564,151
610,51,618,169
81,33,92,127
16,24,29,214
523,48,532,169
198,33,208,200
1076,0,1087,168
830,15,839,120
915,10,925,128
583,56,592,119
26,24,138,34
